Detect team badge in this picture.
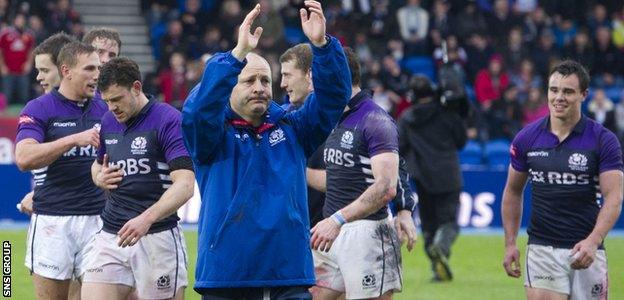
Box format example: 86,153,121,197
568,153,588,171
269,128,285,146
131,136,148,155
156,275,171,289
340,131,354,149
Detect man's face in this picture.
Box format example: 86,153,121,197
91,37,119,64
230,54,272,120
101,83,141,123
35,54,60,93
280,60,311,106
64,52,101,99
547,72,587,120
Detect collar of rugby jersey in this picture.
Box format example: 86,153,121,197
123,95,156,131
539,114,587,135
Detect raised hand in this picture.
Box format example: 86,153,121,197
300,1,327,47
232,4,264,61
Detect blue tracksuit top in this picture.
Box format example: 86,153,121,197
181,36,351,288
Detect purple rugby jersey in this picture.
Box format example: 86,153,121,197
16,89,107,215
97,98,189,234
322,90,399,221
511,116,623,249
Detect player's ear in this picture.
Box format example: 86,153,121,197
60,64,71,79
132,80,142,96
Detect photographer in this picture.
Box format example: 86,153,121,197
398,75,468,282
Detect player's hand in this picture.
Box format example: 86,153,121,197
18,191,34,215
73,128,100,148
570,238,599,269
310,217,341,252
117,213,154,247
95,154,123,190
394,210,417,252
231,4,263,61
300,1,327,47
503,245,521,278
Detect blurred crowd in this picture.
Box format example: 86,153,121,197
0,0,84,110
143,0,624,145
1,0,624,145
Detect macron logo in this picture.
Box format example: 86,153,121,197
105,139,118,145
53,121,77,127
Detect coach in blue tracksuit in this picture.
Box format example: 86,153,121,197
181,2,351,299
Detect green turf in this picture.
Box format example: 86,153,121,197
1,230,622,299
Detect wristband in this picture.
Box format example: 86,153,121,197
331,211,347,226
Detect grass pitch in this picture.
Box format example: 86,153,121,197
2,230,622,299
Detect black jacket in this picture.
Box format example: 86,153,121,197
398,101,467,193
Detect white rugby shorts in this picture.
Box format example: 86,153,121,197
25,214,102,280
525,244,608,299
82,226,188,299
313,218,402,299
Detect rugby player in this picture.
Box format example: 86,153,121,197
502,60,623,299
83,57,194,300
15,41,105,300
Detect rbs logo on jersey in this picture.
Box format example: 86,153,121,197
111,158,151,176
324,147,355,167
529,170,593,185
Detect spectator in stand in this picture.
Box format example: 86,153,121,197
553,18,577,49
159,19,189,66
563,28,594,71
218,0,245,46
488,86,523,140
380,55,409,97
192,26,229,58
587,89,617,134
0,0,9,26
180,0,209,46
0,13,35,104
522,87,548,125
366,0,399,54
521,6,551,44
511,58,542,103
613,7,624,49
433,34,467,84
485,0,521,49
592,26,623,88
158,51,188,110
353,32,373,64
256,0,286,52
587,4,611,35
465,32,494,83
429,0,452,37
46,0,81,34
396,0,429,56
531,29,559,80
28,16,48,45
474,54,509,109
453,1,486,42
503,27,528,74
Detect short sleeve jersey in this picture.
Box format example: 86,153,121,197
510,116,623,248
323,90,399,220
15,90,107,215
97,100,190,234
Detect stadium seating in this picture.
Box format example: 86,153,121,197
459,140,483,166
401,56,435,80
484,139,511,169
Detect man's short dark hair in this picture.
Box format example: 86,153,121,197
98,57,141,92
409,75,436,100
279,43,312,72
550,60,590,92
57,42,96,70
82,27,122,52
33,32,76,66
343,47,360,87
